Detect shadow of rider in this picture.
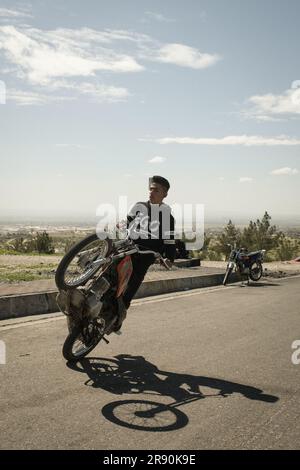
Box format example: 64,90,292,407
74,354,278,405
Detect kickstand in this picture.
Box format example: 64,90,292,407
240,276,249,287
102,336,109,344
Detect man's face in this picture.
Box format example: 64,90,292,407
149,183,167,204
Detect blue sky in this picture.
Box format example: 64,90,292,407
0,0,299,222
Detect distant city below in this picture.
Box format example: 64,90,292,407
1,211,300,232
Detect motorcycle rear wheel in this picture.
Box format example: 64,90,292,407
249,261,263,281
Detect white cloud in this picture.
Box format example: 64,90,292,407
144,11,176,23
142,10,206,24
271,167,299,176
239,177,253,183
0,24,221,105
155,43,220,69
218,176,225,181
6,89,74,105
6,81,129,105
244,82,300,120
1,25,219,88
148,156,166,163
152,135,300,146
51,80,129,102
75,82,129,102
0,25,144,86
99,28,152,44
55,144,92,149
0,8,33,19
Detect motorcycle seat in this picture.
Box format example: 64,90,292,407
246,251,261,256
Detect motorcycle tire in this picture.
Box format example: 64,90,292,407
62,325,102,362
249,260,263,281
55,233,113,290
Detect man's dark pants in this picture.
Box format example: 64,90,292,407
123,253,155,309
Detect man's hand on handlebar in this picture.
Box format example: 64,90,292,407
160,258,173,270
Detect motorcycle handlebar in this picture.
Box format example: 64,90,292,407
135,247,172,270
114,226,172,269
110,239,172,270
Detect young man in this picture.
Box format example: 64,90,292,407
122,175,176,310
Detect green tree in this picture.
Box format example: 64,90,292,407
192,232,212,259
241,212,279,252
217,220,241,257
6,237,26,252
35,231,55,254
275,234,300,261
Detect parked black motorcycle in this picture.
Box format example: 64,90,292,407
223,244,266,286
55,230,171,361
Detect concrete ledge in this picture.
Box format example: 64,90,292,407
0,271,238,320
0,292,58,320
174,258,200,268
135,272,237,298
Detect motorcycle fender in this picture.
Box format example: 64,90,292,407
116,255,133,297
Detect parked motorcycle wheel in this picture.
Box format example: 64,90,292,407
249,261,263,281
62,324,103,361
223,266,233,286
55,233,113,290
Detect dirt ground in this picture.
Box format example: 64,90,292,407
0,254,62,266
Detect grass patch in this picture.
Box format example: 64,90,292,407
0,264,57,283
0,272,42,282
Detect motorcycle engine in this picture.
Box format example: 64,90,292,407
85,294,103,318
85,276,111,319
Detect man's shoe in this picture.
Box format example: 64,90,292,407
113,321,123,334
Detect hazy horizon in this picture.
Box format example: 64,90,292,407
1,209,300,227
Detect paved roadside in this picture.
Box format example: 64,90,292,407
1,276,300,449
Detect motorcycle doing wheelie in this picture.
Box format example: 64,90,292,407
223,244,266,286
55,229,171,361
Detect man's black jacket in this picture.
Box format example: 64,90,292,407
127,201,176,262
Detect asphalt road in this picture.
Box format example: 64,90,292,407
1,276,300,450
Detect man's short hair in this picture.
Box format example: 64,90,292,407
149,175,170,191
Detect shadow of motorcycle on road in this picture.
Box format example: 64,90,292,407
67,354,279,432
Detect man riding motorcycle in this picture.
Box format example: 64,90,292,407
120,175,175,324
55,175,176,357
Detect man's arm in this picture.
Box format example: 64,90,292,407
163,213,176,263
